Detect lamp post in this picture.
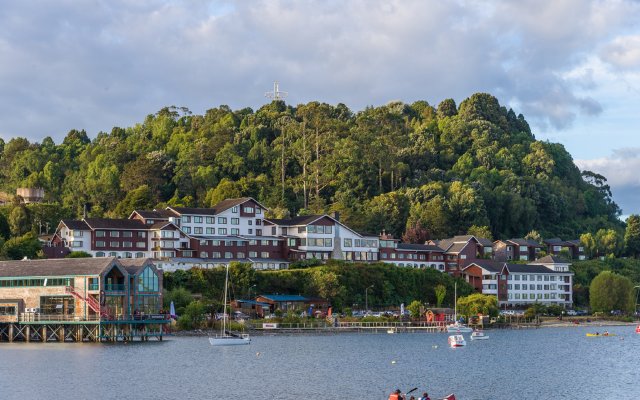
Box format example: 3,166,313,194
634,286,640,315
248,284,257,300
365,285,374,312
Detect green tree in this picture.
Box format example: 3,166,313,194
406,300,423,319
624,215,640,258
111,185,154,218
8,206,30,236
65,251,92,258
456,293,498,318
580,232,597,259
177,300,206,330
2,232,41,260
524,230,542,243
467,225,493,240
434,284,446,307
589,271,635,313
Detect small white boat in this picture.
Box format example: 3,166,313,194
446,322,474,333
209,264,250,346
448,334,466,347
387,327,397,334
209,333,251,346
470,330,489,340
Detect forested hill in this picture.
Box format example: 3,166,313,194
0,93,622,240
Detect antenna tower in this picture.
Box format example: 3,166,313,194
265,81,288,101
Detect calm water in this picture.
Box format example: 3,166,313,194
0,325,639,399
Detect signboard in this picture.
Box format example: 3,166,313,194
262,323,279,329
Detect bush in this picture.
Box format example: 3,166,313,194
177,301,206,330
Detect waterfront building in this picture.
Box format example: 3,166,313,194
543,238,586,260
0,257,167,342
493,238,545,262
462,256,573,307
378,233,446,270
429,235,493,275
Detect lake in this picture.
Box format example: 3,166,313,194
0,325,638,399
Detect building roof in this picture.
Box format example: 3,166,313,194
265,215,325,226
464,260,505,273
167,197,267,217
506,238,544,247
532,255,570,264
0,257,118,278
259,294,308,302
131,209,175,219
167,206,219,216
234,299,271,306
397,243,445,252
504,263,566,274
118,258,154,274
84,218,147,230
60,220,90,230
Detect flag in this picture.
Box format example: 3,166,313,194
400,303,405,316
169,301,177,319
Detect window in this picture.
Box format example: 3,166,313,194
109,252,117,257
237,252,245,258
261,240,269,246
123,241,133,248
256,219,262,225
224,252,232,258
249,251,258,257
137,231,146,238
256,208,262,214
248,229,253,234
206,227,215,234
244,206,254,213
200,251,208,258
123,231,133,238
110,242,120,247
182,216,191,223
71,241,83,248
108,231,119,238
232,206,238,213
75,231,84,237
124,252,133,258
136,242,146,248
96,251,105,257
96,231,106,237
261,252,269,258
231,228,239,235
231,218,239,225
256,229,262,236
218,217,227,224
218,228,227,235
96,241,106,247
194,216,202,223
344,238,352,247
138,267,159,292
136,252,145,258
194,227,203,234
212,252,221,258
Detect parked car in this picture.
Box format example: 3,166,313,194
566,310,577,316
233,311,250,320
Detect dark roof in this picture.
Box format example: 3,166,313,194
464,260,505,273
61,220,90,230
505,264,566,274
259,294,308,302
118,258,154,274
265,215,324,226
476,238,494,246
397,243,445,252
532,255,570,264
446,242,468,254
131,210,174,219
544,238,563,243
148,221,179,230
0,257,118,278
167,206,219,216
507,238,544,247
210,197,258,213
84,218,147,230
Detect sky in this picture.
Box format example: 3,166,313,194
0,0,639,214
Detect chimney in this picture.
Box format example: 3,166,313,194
331,211,340,221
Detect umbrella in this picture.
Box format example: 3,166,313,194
169,301,177,319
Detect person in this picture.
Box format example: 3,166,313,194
419,392,431,400
409,397,415,400
389,389,404,400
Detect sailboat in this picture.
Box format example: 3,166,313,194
209,264,250,346
446,282,473,333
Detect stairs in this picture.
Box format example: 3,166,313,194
65,286,110,319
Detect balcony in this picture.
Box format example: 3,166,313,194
104,284,125,291
88,283,99,291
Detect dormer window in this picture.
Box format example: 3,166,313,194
232,206,239,213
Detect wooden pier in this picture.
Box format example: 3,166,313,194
0,314,170,343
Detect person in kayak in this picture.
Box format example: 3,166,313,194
419,392,431,400
389,389,405,400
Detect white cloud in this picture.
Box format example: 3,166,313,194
601,35,640,70
0,0,640,142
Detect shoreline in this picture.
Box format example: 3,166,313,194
171,319,639,337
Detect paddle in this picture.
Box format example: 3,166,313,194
406,387,418,397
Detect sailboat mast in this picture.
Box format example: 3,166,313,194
222,264,229,335
454,281,457,322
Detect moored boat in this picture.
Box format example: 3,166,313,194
448,334,466,347
635,324,640,334
209,264,250,346
446,282,473,333
470,330,489,340
586,332,616,337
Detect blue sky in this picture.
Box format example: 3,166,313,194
0,0,639,214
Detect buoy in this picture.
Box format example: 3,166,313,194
432,345,438,349
391,360,397,364
256,352,261,357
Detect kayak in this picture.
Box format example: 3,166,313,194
586,333,617,337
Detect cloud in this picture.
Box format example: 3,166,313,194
576,148,640,214
0,0,639,142
601,35,640,70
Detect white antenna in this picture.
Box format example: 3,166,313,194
265,81,288,101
